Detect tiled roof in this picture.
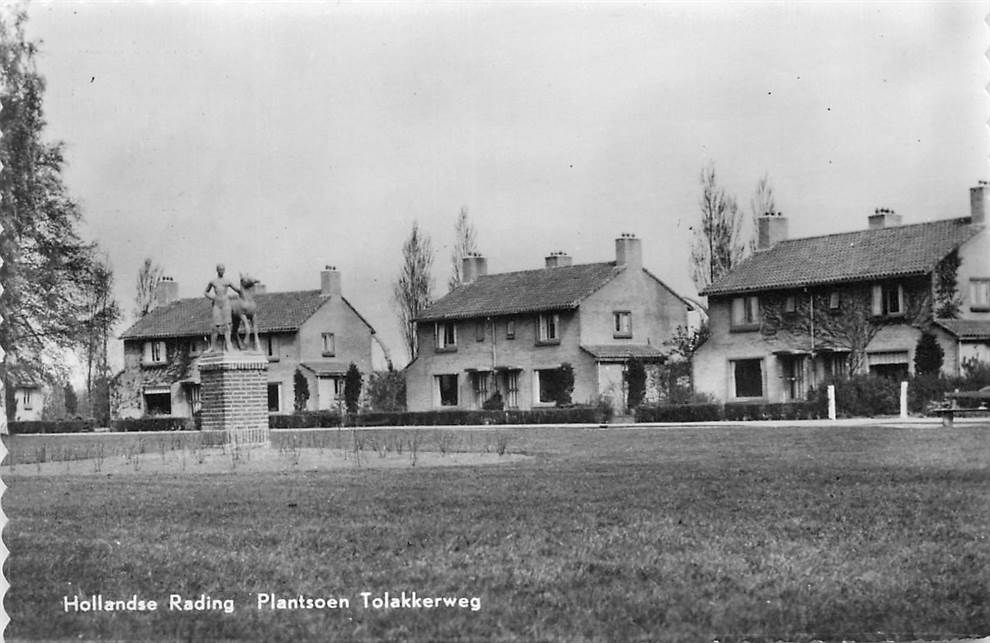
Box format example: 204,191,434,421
416,263,624,322
581,344,666,361
935,319,990,340
121,290,343,340
300,361,349,376
701,218,982,296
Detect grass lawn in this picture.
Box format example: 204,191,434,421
4,424,990,642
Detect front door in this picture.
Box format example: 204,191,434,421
781,355,806,401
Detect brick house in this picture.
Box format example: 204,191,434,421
405,234,693,411
115,267,377,418
693,182,990,403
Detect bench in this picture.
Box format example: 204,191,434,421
934,386,990,427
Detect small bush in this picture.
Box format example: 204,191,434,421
636,403,722,423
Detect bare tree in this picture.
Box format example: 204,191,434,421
134,257,164,317
748,172,776,254
393,221,434,362
81,255,121,425
448,206,477,292
690,163,746,292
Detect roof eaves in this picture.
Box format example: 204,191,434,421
416,302,580,322
702,268,932,297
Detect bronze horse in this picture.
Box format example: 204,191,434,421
230,274,261,352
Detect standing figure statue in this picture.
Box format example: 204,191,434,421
204,263,242,352
231,274,262,352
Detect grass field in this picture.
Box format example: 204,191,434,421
4,424,990,642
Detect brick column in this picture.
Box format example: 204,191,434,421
199,352,269,447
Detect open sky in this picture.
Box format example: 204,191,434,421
23,1,989,369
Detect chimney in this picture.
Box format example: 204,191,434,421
460,252,488,285
544,251,573,268
970,180,989,225
868,207,902,230
154,276,179,307
757,212,789,251
320,265,341,297
614,233,642,271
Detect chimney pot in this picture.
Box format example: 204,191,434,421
615,233,643,269
869,207,901,229
153,276,179,308
970,181,989,225
461,253,488,284
321,265,341,297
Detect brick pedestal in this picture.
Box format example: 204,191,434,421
199,351,269,447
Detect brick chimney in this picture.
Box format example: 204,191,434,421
320,265,341,297
868,207,902,230
154,276,179,307
757,212,789,251
461,252,488,285
970,180,989,225
615,233,642,271
545,251,573,268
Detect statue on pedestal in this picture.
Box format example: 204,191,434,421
231,274,262,353
204,263,242,352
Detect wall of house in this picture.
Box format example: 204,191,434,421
261,331,300,413
405,310,602,411
296,299,373,411
579,267,688,347
957,227,990,320
694,291,948,402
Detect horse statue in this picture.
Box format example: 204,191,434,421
230,274,262,352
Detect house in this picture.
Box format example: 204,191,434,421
9,379,43,422
116,266,377,418
693,181,990,403
405,234,693,411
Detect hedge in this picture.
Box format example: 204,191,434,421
111,417,199,432
346,406,608,427
635,401,824,423
269,411,343,429
8,419,95,434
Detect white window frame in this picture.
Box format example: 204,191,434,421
506,319,516,340
730,296,760,329
970,278,990,310
144,340,167,364
872,283,904,317
729,358,765,399
784,295,797,313
435,322,457,350
321,332,335,357
828,291,841,310
537,314,560,343
21,389,33,410
434,374,459,407
613,311,632,338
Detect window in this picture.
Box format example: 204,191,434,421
21,389,32,411
475,320,486,342
266,334,280,360
824,353,849,380
472,371,490,406
871,283,904,317
868,351,910,379
187,384,201,414
506,319,516,339
321,332,335,357
144,388,172,415
828,292,841,310
731,359,763,398
970,279,990,311
188,339,204,356
536,369,559,404
780,355,805,400
267,383,281,413
613,311,632,338
435,374,458,407
730,296,760,329
784,295,797,313
537,314,560,343
435,322,457,350
144,341,166,364
506,371,519,408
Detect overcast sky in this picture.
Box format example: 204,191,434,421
23,1,989,368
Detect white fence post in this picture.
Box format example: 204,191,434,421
900,381,908,419
827,384,836,421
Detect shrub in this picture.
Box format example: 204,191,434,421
345,406,608,427
556,363,575,407
8,419,95,434
482,392,504,411
344,363,362,414
293,368,310,412
367,370,406,412
914,331,944,376
961,357,990,389
636,403,722,423
811,374,900,417
626,357,646,410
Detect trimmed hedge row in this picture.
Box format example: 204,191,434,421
635,401,824,423
269,411,343,429
111,417,199,432
346,407,608,427
8,419,96,434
